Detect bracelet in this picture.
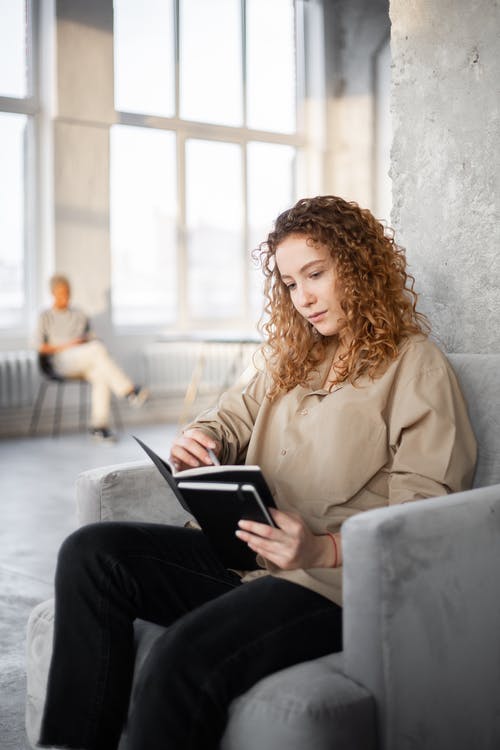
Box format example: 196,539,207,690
327,532,338,568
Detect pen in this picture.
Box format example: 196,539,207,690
207,448,220,466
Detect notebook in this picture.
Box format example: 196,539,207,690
134,435,277,569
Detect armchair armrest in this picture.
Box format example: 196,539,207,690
341,482,500,750
76,460,192,526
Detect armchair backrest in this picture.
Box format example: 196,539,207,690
448,353,500,488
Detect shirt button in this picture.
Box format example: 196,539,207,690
299,409,308,416
280,449,287,456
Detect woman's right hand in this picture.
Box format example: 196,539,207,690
169,428,221,472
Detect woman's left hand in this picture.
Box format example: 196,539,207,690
235,508,334,570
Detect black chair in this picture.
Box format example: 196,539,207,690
29,354,123,437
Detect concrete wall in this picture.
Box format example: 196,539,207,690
323,0,391,216
390,0,500,353
54,0,114,322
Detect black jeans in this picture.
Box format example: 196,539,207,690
39,522,342,750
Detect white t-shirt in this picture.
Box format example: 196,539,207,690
35,308,92,348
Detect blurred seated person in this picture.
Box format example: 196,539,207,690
35,274,148,442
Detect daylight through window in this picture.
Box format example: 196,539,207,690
111,0,302,331
0,0,34,331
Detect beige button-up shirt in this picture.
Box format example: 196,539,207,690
188,335,477,605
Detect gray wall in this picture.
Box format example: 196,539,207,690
54,0,114,324
323,0,391,215
390,0,500,353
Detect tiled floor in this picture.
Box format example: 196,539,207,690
0,423,177,750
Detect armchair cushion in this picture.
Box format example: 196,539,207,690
220,654,377,750
118,625,376,750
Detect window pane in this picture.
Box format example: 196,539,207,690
110,125,177,326
246,0,296,133
113,0,175,117
0,113,26,328
186,139,243,320
0,0,28,98
180,0,243,126
247,142,296,317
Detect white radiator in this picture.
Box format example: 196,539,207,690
0,350,38,408
144,341,259,396
0,342,259,410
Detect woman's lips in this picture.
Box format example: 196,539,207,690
308,311,327,322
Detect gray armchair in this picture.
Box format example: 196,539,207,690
26,354,500,750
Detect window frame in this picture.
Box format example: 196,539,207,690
0,0,38,339
112,0,307,335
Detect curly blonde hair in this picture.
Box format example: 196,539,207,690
257,195,429,398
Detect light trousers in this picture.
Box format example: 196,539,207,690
53,340,133,428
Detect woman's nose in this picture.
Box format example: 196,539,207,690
296,285,314,307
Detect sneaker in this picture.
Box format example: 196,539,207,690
90,427,117,443
127,385,149,408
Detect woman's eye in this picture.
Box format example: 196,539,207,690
286,283,296,291
310,271,322,279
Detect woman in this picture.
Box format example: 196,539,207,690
39,196,476,750
36,274,149,442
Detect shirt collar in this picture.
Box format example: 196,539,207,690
304,339,345,396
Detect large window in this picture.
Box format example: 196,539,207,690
111,0,302,331
0,0,35,332
110,126,177,326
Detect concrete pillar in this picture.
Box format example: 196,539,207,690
323,0,390,213
390,0,500,352
53,0,114,320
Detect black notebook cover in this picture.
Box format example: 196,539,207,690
133,436,276,569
